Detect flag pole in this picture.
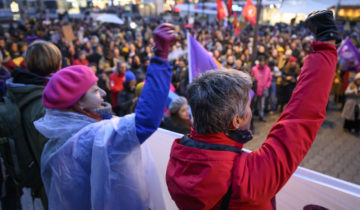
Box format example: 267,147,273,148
334,0,342,20
187,32,193,83
251,0,262,67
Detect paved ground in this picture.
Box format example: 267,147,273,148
245,100,360,185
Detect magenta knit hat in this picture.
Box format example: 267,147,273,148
43,65,98,109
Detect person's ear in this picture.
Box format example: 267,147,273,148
75,98,85,110
58,61,62,70
229,114,247,130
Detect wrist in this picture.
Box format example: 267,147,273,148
153,48,169,60
322,40,336,45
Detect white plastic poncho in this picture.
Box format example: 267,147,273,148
34,109,165,210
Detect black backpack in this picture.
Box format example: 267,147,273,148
0,88,43,199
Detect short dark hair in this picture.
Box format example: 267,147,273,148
25,40,62,76
187,69,252,134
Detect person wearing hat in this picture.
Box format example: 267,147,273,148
276,45,286,70
34,23,175,210
161,96,192,134
115,70,138,117
342,72,360,135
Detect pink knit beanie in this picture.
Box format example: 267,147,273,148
43,65,98,109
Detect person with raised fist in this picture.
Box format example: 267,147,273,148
34,23,175,210
166,11,340,210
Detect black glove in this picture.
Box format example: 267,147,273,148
305,10,341,44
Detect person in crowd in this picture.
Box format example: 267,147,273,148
87,45,103,69
99,48,116,73
109,61,126,108
64,43,76,66
234,59,243,71
4,40,63,210
96,68,112,105
132,55,146,83
7,41,20,59
73,50,89,66
252,56,272,121
224,55,235,69
166,10,340,209
342,72,360,136
161,96,192,134
279,56,300,111
34,23,175,210
113,47,125,63
276,46,286,70
116,71,138,116
172,59,188,96
0,51,10,98
268,60,281,112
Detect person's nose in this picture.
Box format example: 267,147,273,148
99,88,106,97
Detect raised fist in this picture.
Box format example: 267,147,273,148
153,23,176,60
305,10,341,44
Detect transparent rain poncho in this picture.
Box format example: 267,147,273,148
34,109,165,210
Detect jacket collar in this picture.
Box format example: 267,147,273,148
189,128,244,150
12,67,48,85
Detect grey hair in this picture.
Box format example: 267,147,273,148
187,69,252,134
169,96,188,116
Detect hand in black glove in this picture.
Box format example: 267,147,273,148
305,10,341,44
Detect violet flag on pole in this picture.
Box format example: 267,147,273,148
187,33,221,82
338,37,360,69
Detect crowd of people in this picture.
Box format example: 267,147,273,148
0,8,359,210
1,13,359,134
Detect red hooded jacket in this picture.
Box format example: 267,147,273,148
166,42,337,210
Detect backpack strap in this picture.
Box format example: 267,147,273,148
179,136,242,210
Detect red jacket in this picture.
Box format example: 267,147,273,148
73,59,89,66
166,42,337,210
109,72,125,107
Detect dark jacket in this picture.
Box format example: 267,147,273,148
116,84,137,117
7,67,49,165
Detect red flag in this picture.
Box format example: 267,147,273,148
242,0,257,26
233,12,241,36
227,0,233,15
216,0,228,21
233,11,237,28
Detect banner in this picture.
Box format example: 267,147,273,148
187,33,221,82
62,25,76,42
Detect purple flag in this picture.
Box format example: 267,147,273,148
338,37,360,69
187,33,220,82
